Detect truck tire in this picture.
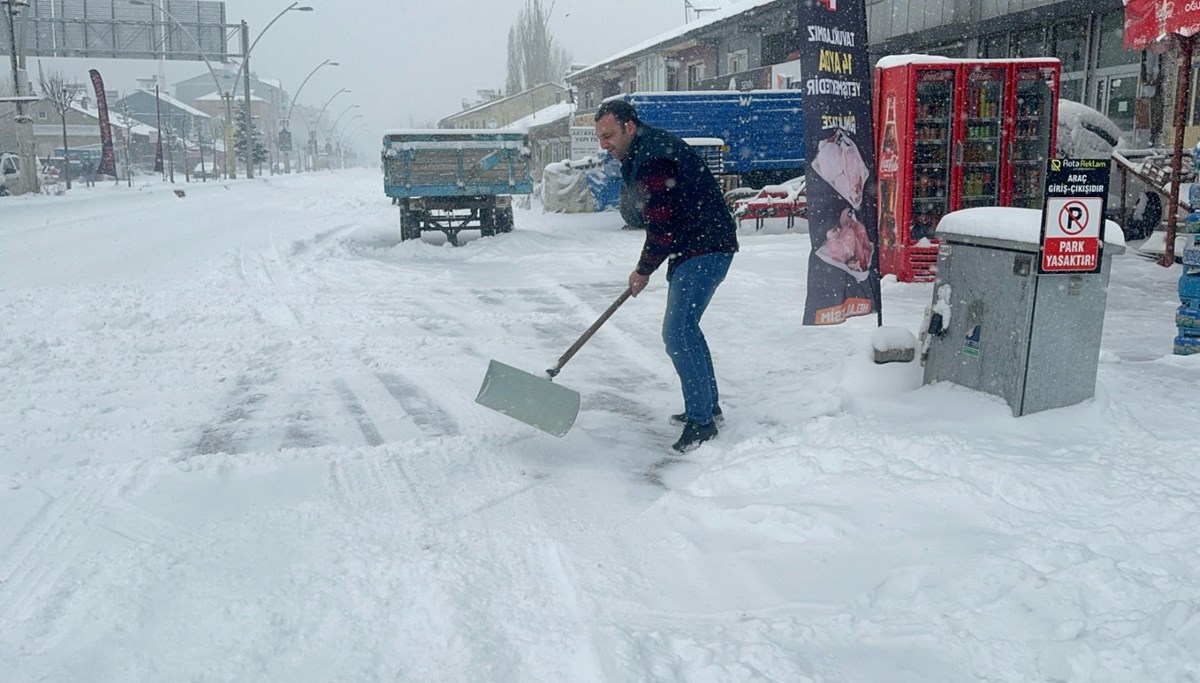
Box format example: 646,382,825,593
479,208,496,237
400,207,422,241
496,207,514,233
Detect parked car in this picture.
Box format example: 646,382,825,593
0,152,19,196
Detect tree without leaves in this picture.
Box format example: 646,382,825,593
38,67,83,190
506,24,524,96
117,99,134,186
505,0,572,95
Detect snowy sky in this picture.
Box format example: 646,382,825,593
20,0,723,150
3,165,1200,680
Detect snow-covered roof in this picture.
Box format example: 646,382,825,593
114,112,158,137
68,103,102,121
446,83,565,120
64,103,158,136
503,102,574,130
196,91,267,103
568,0,779,81
137,89,210,118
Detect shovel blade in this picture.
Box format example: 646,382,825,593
475,359,580,437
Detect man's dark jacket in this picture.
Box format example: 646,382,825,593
619,123,738,277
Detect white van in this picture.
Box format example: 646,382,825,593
0,152,19,196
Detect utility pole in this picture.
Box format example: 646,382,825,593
3,0,37,195
223,91,236,179
241,20,254,179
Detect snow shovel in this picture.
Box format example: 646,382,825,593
475,286,633,437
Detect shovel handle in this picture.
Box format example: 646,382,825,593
546,286,633,378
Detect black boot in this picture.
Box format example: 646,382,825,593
671,421,718,453
670,405,723,427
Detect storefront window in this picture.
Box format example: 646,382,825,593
1097,11,1138,69
1014,28,1045,58
762,31,795,66
981,33,1008,59
924,41,966,58
1053,19,1089,73
1060,78,1084,104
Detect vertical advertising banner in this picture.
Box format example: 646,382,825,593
88,70,118,176
798,0,879,326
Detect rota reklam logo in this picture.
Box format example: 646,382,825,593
817,0,838,10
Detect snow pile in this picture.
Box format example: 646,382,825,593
938,206,1126,247
1057,99,1124,158
1,169,1199,681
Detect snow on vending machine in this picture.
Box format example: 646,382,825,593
875,57,1060,282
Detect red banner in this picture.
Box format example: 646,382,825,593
1126,0,1200,49
1166,0,1200,37
1125,0,1161,50
88,69,118,177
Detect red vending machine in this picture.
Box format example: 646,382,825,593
875,57,1060,282
1007,60,1061,209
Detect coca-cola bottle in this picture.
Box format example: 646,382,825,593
878,96,899,248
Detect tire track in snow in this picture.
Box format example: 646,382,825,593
190,370,273,457
333,379,385,447
294,221,360,255
0,464,136,634
375,372,461,437
416,454,609,679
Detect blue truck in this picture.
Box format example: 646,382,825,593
619,90,806,188
382,129,533,244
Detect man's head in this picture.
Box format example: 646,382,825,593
595,100,640,161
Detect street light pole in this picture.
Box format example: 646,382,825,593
343,125,370,168
281,59,336,173
2,0,37,195
329,113,362,169
329,104,359,139
240,20,254,178
311,88,349,170
332,113,362,143
227,3,313,179
127,0,233,179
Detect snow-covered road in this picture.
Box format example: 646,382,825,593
1,169,1198,681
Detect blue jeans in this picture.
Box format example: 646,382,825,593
662,252,733,425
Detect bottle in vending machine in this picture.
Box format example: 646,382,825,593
878,96,900,248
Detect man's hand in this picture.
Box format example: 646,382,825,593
628,271,649,297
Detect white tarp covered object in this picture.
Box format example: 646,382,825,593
541,158,596,213
1056,99,1124,159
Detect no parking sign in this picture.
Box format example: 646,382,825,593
1039,158,1110,274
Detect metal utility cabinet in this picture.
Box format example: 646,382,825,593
921,207,1125,416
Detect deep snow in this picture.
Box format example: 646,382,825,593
1,169,1198,682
